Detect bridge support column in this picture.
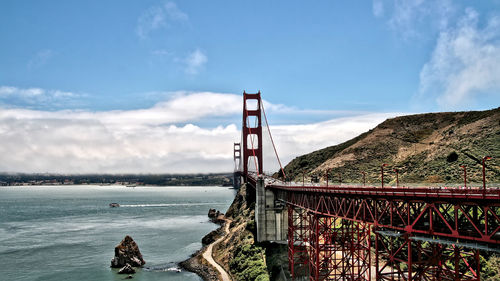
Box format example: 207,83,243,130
256,176,287,242
232,172,241,189
288,210,371,281
288,206,310,280
375,230,411,281
322,219,370,281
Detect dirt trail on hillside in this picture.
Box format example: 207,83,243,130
202,221,232,281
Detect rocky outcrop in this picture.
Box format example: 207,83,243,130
111,235,146,268
208,208,217,218
208,209,225,224
118,263,136,274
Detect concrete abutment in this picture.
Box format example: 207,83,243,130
256,176,287,242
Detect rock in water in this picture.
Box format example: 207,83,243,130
208,208,225,224
207,208,217,218
111,235,146,268
118,263,136,274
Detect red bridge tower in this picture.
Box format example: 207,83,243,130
242,91,263,175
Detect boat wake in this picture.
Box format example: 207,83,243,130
119,202,222,208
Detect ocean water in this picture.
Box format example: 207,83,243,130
0,185,236,281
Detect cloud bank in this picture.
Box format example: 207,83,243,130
0,90,399,174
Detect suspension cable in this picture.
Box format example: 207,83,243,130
261,101,286,180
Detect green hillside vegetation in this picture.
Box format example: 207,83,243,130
281,107,500,186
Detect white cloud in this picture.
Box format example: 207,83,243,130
151,49,170,56
136,1,187,39
0,86,81,109
374,0,455,39
373,0,384,18
27,49,54,70
417,8,500,108
164,2,188,22
0,90,241,127
184,49,207,75
0,90,401,174
261,113,400,173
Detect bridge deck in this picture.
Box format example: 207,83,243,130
267,184,500,201
243,173,500,201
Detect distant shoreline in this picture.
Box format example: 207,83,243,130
0,173,234,187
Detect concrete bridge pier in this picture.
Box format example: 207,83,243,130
256,176,287,242
232,172,241,188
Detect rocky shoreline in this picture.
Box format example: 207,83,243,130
179,184,279,281
179,209,226,281
179,245,220,281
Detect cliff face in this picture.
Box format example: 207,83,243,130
282,107,500,185
211,183,286,281
212,183,269,281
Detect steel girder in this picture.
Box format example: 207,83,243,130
374,230,480,281
279,191,500,245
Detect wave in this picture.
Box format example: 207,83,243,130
0,241,89,256
119,202,224,208
144,263,183,272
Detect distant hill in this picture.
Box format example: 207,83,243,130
281,107,500,186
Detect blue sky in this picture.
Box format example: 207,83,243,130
0,1,499,173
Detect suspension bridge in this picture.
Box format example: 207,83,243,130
234,91,500,281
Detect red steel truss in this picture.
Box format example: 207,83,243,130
275,187,500,245
374,229,480,281
276,185,500,281
288,206,310,279
288,206,371,281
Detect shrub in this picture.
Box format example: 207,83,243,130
246,219,256,233
446,151,459,162
229,243,269,281
255,274,270,281
483,255,500,281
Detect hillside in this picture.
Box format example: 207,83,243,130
282,107,500,186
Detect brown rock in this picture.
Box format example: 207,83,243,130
208,208,217,218
118,263,136,274
213,214,225,224
110,235,146,268
208,209,225,224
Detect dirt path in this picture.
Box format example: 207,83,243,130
202,221,232,281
